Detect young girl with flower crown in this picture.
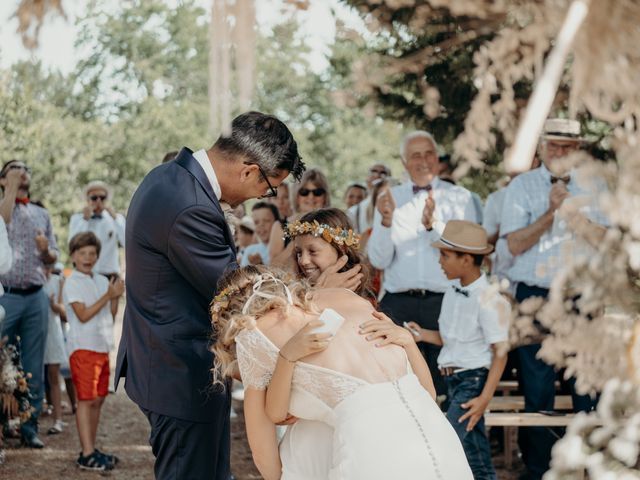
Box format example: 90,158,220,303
285,207,375,303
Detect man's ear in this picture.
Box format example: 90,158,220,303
238,163,258,183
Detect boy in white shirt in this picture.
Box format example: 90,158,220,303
63,232,124,471
408,220,510,480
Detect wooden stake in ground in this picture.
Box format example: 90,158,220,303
505,0,590,174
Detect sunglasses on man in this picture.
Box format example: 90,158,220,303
369,168,388,176
89,195,108,202
298,187,326,197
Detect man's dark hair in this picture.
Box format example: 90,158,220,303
213,112,305,181
251,201,280,223
0,160,20,178
69,231,102,258
162,151,179,163
454,251,485,266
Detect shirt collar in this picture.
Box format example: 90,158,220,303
539,163,573,182
453,273,487,295
72,269,94,279
408,176,440,192
192,149,222,200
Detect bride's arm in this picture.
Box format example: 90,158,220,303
244,388,282,480
265,319,331,423
360,311,437,400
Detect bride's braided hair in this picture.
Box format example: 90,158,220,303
209,265,315,387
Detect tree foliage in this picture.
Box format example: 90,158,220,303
1,0,407,258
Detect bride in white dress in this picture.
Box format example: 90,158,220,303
211,266,472,480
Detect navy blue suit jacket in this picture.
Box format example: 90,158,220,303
115,148,237,423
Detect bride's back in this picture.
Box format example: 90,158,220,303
258,288,408,385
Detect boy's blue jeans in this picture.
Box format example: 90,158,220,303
445,367,496,480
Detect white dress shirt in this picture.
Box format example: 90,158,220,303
192,149,222,200
63,270,114,354
500,164,608,289
367,178,478,293
437,274,510,370
347,197,372,234
69,211,126,276
0,217,12,296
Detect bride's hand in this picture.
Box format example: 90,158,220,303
359,311,415,348
279,320,333,362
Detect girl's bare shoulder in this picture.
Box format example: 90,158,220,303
311,288,373,311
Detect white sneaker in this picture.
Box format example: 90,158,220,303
47,419,65,435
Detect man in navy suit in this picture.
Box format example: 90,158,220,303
115,112,305,479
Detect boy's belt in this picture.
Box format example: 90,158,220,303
439,366,488,377
439,366,469,377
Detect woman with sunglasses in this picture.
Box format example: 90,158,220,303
268,169,330,268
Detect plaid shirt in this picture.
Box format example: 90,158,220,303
0,203,59,289
500,165,608,289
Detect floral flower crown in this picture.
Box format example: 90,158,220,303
211,284,241,316
211,272,295,318
283,220,360,249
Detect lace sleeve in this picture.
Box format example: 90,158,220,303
235,329,278,390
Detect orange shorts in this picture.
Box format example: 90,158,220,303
70,350,110,401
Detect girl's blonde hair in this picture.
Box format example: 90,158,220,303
210,265,314,387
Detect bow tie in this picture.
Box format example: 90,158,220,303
91,213,103,219
15,197,29,205
550,175,570,185
412,184,433,194
452,285,469,297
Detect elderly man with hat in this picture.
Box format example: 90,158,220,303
500,118,608,480
69,181,126,281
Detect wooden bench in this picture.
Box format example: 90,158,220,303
485,412,577,427
485,395,573,469
487,395,573,412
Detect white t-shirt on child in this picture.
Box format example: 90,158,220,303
63,270,114,355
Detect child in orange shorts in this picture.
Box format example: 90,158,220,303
63,232,124,471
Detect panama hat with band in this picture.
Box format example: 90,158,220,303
84,180,112,199
541,118,585,143
431,220,494,255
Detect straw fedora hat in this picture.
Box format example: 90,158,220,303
83,180,112,198
541,118,584,143
431,220,493,255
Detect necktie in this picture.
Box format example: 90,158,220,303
15,197,29,205
91,213,103,219
453,285,469,297
550,175,570,185
412,184,432,194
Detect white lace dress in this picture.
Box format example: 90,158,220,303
236,327,473,480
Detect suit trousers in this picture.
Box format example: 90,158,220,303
142,408,231,480
379,291,446,398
